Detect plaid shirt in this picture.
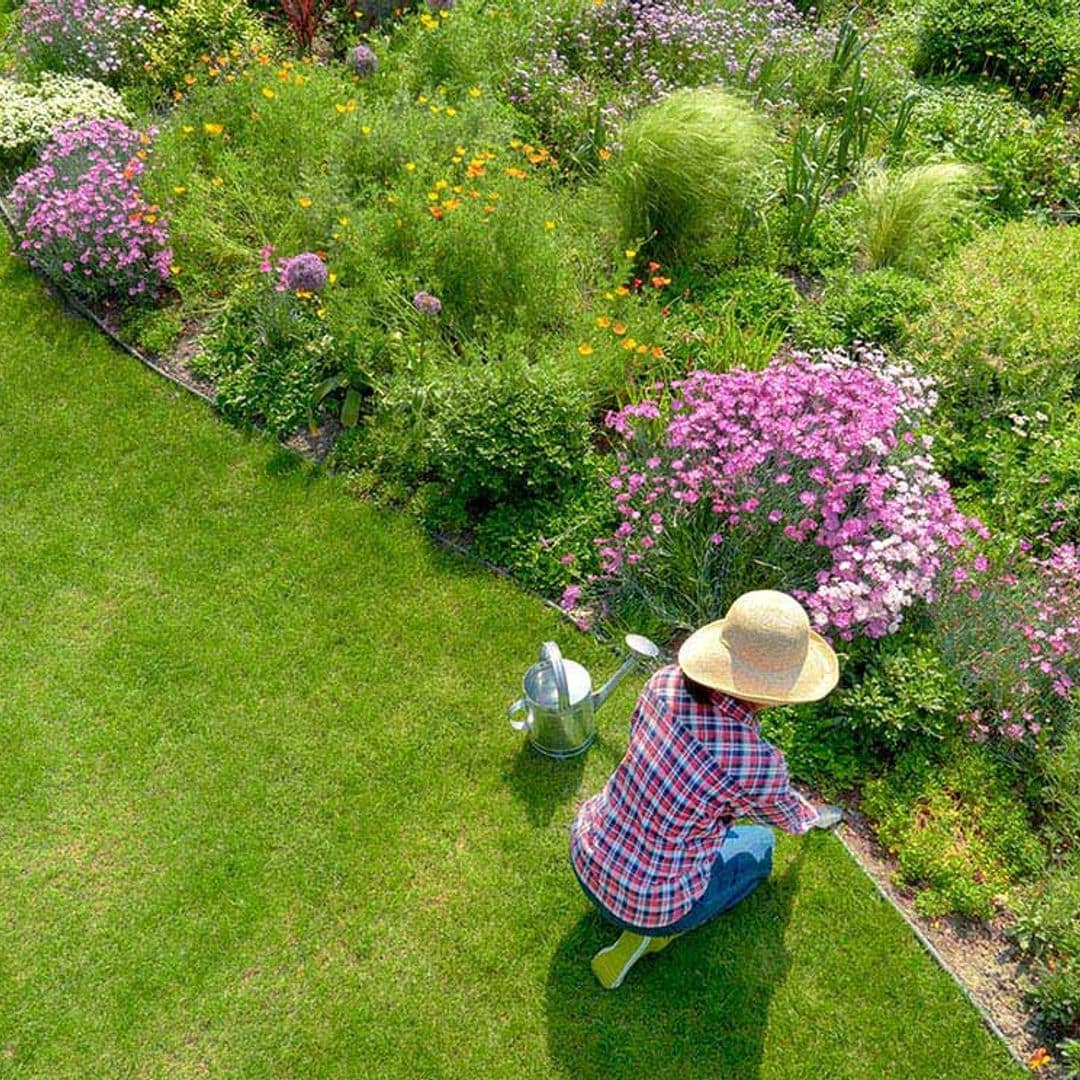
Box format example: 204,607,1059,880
571,664,819,929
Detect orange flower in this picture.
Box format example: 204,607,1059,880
1029,1048,1051,1070
429,206,444,220
596,316,611,328
611,322,627,336
203,122,224,136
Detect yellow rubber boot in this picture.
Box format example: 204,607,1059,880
591,931,682,989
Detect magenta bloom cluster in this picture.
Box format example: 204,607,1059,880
413,290,442,316
510,0,812,141
17,0,159,85
8,118,172,304
576,348,984,641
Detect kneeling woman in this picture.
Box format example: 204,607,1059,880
571,589,843,989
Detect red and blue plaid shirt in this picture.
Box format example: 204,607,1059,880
570,664,819,929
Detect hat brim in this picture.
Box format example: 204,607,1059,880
677,618,839,705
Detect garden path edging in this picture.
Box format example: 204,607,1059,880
0,210,1036,1076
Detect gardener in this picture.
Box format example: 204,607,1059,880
571,589,844,990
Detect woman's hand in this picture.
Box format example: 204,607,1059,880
813,805,843,829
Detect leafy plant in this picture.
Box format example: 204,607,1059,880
857,162,980,276
783,121,838,260
279,0,333,53
861,740,1045,919
607,88,774,261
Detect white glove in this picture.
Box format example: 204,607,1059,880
813,805,843,829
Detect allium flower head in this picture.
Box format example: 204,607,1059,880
282,252,328,293
426,0,454,10
413,290,442,316
348,43,378,77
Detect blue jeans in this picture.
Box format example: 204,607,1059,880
575,826,775,936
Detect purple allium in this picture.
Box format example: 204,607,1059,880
426,0,454,10
413,290,442,316
348,42,378,76
281,252,328,293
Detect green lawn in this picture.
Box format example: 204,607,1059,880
0,240,1023,1079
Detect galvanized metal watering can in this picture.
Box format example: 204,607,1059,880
508,634,661,759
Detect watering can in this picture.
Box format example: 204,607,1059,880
508,634,661,759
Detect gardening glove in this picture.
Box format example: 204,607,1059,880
813,805,843,830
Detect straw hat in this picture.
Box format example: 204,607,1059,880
677,590,838,705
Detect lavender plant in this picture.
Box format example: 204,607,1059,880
562,348,983,642
8,118,172,305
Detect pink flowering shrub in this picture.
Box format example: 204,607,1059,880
8,118,172,305
17,0,160,86
938,540,1080,746
563,348,983,641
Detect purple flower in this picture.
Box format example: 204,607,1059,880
413,290,442,316
348,42,378,77
426,0,454,10
281,252,328,293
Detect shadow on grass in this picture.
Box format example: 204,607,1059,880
545,853,803,1080
503,742,588,827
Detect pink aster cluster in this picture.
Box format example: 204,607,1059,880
566,348,983,641
8,118,172,304
17,0,159,86
950,540,1080,745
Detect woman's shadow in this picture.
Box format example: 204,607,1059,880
544,849,804,1080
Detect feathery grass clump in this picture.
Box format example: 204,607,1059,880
608,88,774,261
857,162,980,276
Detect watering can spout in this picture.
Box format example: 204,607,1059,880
592,634,661,711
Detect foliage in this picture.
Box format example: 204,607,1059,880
758,702,868,796
280,0,333,53
195,278,337,434
795,267,928,348
903,83,1080,217
832,636,967,751
1041,721,1080,851
15,0,160,86
146,0,276,97
566,348,982,641
0,74,133,169
857,162,980,277
861,740,1045,919
607,88,775,262
7,118,172,305
911,222,1080,411
426,359,593,510
915,0,1080,101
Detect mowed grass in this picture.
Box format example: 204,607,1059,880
0,241,1022,1080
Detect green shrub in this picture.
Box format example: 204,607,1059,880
904,83,1080,217
607,88,774,262
426,360,593,510
911,222,1080,409
831,638,967,751
195,283,337,435
795,267,928,348
916,0,1080,100
1013,867,1080,960
146,0,276,97
1043,723,1080,850
861,740,1045,919
857,162,980,276
758,702,869,797
469,469,616,596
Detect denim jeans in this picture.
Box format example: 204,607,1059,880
575,825,776,937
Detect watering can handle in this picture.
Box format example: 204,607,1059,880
540,641,571,711
508,698,532,732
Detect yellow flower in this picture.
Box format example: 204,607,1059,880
173,185,187,195
604,291,614,300
596,316,611,328
261,86,276,99
418,95,428,104
615,285,630,297
468,86,482,98
577,343,594,356
170,264,182,275
451,156,462,164
544,220,556,231
208,66,220,77
211,176,223,187
624,249,636,258
636,343,648,354
181,125,194,134
338,216,350,226
445,107,457,117
361,125,372,136
509,139,522,149
203,122,224,136
505,166,527,179
404,162,416,172
434,179,449,190
599,147,612,160
184,74,196,86
328,272,339,285
622,337,637,350
298,196,313,208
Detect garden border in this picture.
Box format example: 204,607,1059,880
0,202,1032,1075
